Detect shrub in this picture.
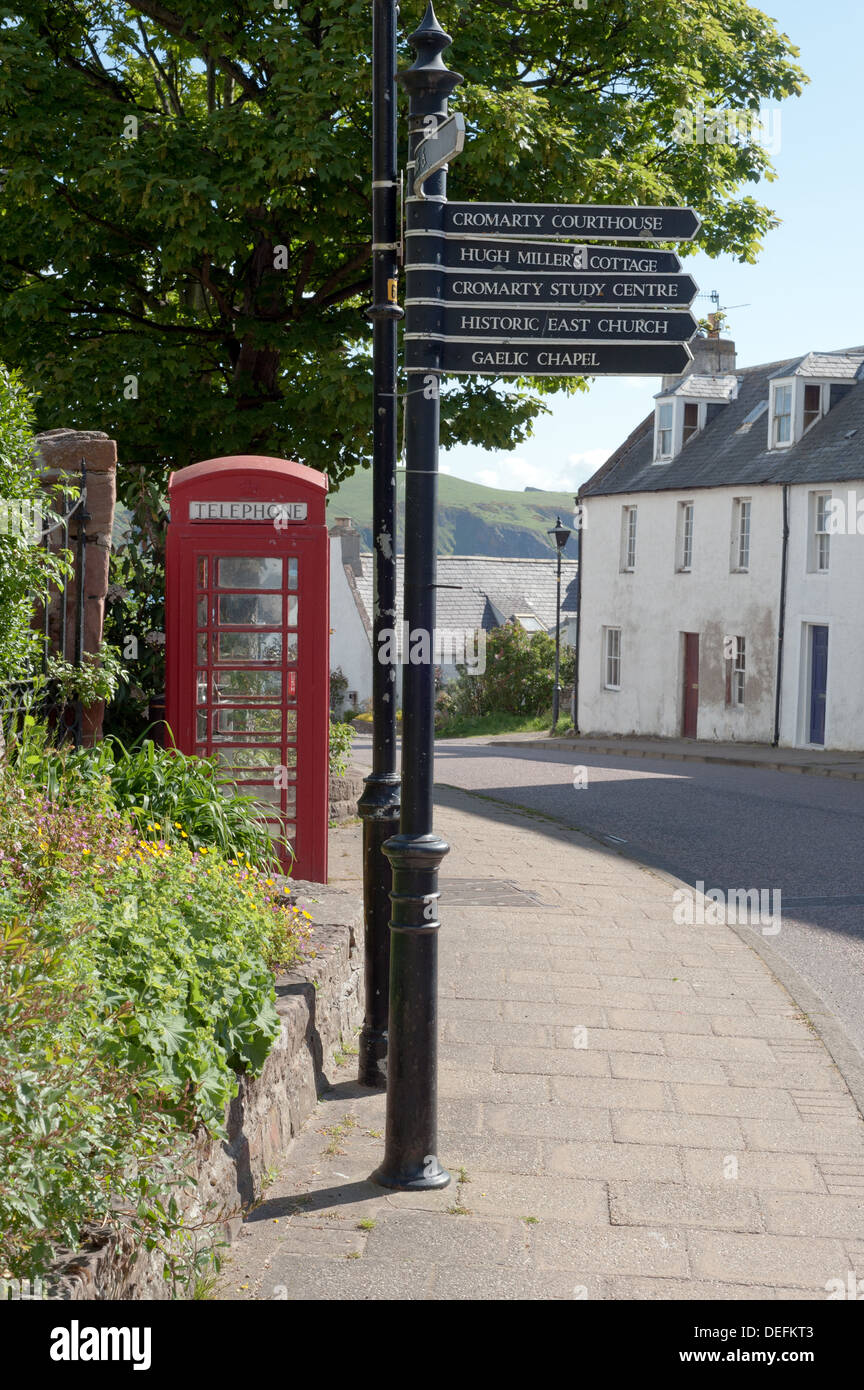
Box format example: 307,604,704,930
0,764,312,1283
329,718,355,776
5,718,282,870
0,366,72,687
439,623,575,725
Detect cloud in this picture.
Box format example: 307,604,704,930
462,450,608,494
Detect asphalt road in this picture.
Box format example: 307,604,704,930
352,733,864,1059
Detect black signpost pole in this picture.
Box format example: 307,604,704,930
372,1,460,1191
358,0,402,1088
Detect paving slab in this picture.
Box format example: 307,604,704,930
215,785,864,1302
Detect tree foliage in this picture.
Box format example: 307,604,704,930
441,621,576,722
0,366,71,687
0,1,806,502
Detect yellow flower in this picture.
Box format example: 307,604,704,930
174,822,182,829
200,846,207,854
181,831,188,839
153,822,161,830
266,878,274,887
82,848,91,856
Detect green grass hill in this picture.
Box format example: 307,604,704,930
327,469,578,557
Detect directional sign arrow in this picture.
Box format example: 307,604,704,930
413,114,465,196
406,269,698,308
405,340,695,377
443,203,701,242
407,304,699,344
406,234,685,275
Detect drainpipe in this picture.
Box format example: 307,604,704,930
772,483,789,747
572,492,584,733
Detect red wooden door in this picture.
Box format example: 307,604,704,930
682,632,699,738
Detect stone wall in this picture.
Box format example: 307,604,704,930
48,879,363,1301
35,429,117,745
329,764,364,822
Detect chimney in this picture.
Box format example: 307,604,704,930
662,336,736,390
329,516,362,574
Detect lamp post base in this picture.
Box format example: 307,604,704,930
370,1159,451,1192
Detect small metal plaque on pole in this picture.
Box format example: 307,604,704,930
413,112,465,196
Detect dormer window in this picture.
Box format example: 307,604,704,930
653,375,736,463
656,402,674,460
654,399,707,462
803,384,821,432
772,383,793,445
767,353,863,448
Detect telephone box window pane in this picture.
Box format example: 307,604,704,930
236,783,282,808
265,819,296,847
197,558,208,589
214,747,281,771
216,631,282,663
287,596,298,628
285,637,298,664
196,671,208,704
213,706,283,738
196,712,207,742
287,558,298,590
197,597,208,627
217,557,282,590
214,669,282,702
284,788,296,817
285,709,297,734
197,633,208,664
218,592,282,626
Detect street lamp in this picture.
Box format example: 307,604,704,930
547,516,571,731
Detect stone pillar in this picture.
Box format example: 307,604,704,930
34,429,117,745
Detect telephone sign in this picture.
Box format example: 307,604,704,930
166,455,329,882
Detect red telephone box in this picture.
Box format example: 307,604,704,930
166,455,329,882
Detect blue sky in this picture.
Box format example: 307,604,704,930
441,0,864,495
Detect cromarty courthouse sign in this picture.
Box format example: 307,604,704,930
188,500,307,522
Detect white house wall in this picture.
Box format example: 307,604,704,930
780,482,864,750
328,536,373,708
579,485,783,742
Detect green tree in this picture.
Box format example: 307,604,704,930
0,1,805,508
0,366,70,689
445,622,574,720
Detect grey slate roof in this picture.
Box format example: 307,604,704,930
582,347,864,497
769,351,864,381
657,373,739,402
353,554,579,634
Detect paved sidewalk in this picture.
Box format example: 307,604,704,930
215,785,864,1301
487,732,864,780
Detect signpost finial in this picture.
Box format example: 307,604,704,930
399,3,462,102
